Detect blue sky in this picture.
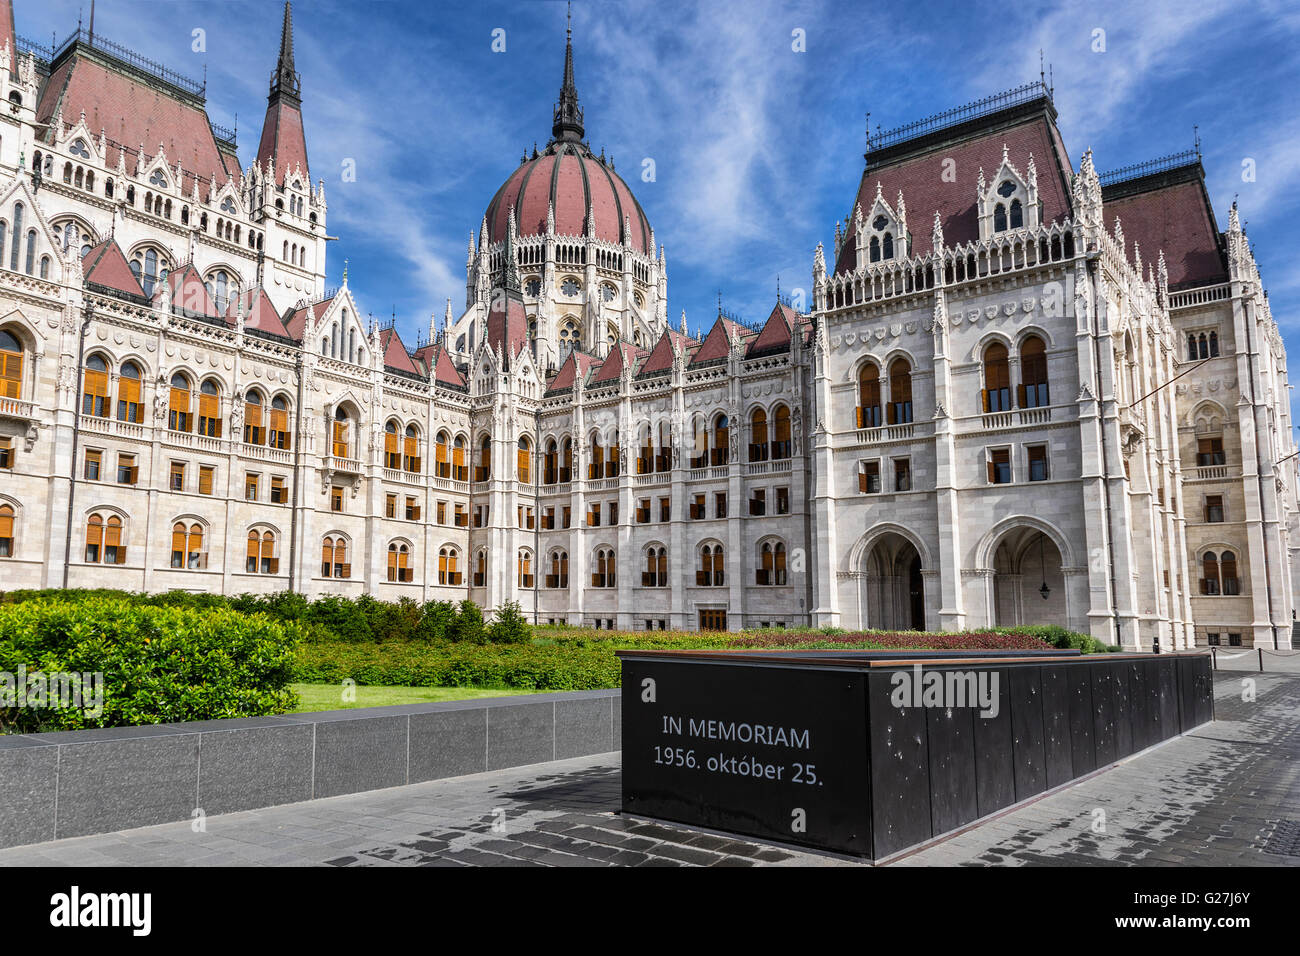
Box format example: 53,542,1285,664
17,0,1300,393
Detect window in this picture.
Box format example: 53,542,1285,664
1028,445,1049,481
587,503,601,527
197,380,221,437
712,415,729,466
1205,495,1224,523
247,530,278,574
83,354,109,417
386,494,398,519
749,408,768,462
459,504,472,528
636,499,650,524
1019,336,1049,407
169,461,185,491
772,405,791,460
894,458,911,492
983,343,1011,412
473,550,487,587
1197,438,1225,467
1221,551,1239,594
476,436,491,482
244,392,265,444
321,537,350,578
643,547,668,587
117,362,142,422
888,359,913,424
86,513,125,564
437,501,447,525
749,488,766,516
332,408,350,458
439,546,461,585
452,436,468,481
330,486,344,512
562,506,571,529
0,437,12,469
270,476,287,504
697,544,725,587
517,550,533,588
245,473,259,500
859,460,880,494
0,329,22,399
384,422,401,469
699,609,728,632
690,494,705,520
715,492,727,518
1228,633,1242,647
592,548,616,588
517,437,532,483
118,454,139,485
1188,331,1221,361
988,448,1011,484
84,449,102,481
659,497,670,522
169,374,191,432
1202,551,1240,595
857,363,881,428
1206,632,1220,646
269,397,290,449
406,496,420,521
0,503,13,557
547,551,569,589
171,522,206,569
757,541,787,586
390,542,414,582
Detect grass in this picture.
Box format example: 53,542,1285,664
288,682,539,713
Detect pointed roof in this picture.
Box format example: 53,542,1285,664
689,316,744,365
552,6,584,143
284,296,334,340
485,223,529,362
81,239,147,300
158,263,219,318
228,287,292,338
256,2,309,184
637,327,695,377
591,340,646,384
546,348,601,394
1,1,16,79
746,302,800,357
414,342,469,389
378,326,421,376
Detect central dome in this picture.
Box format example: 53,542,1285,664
482,17,653,257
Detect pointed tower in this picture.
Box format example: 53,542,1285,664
256,2,310,184
551,6,584,143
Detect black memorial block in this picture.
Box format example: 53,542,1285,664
617,649,1214,861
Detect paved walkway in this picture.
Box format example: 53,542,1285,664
1,672,1296,867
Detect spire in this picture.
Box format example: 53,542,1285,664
551,3,584,143
501,208,521,295
270,2,300,103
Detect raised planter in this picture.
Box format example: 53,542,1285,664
617,649,1214,860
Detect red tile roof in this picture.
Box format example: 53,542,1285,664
485,292,529,362
158,263,219,318
1103,170,1227,289
747,302,799,356
835,108,1073,273
590,341,646,384
637,328,695,377
414,343,468,389
284,297,333,341
37,49,233,196
546,349,601,393
689,317,744,365
1,1,16,78
379,327,420,376
81,239,146,299
228,287,292,338
256,98,310,185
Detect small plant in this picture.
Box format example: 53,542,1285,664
488,601,532,645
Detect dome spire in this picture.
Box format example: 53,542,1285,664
551,2,584,143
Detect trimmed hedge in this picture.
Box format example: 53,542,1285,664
0,598,300,732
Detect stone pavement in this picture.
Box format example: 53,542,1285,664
0,672,1296,867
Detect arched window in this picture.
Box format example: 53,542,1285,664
882,232,894,259
772,404,792,460
142,248,159,297
1009,199,1023,229
561,437,573,482
169,374,191,431
1209,331,1220,358
404,425,420,473
711,415,729,466
197,380,221,437
643,546,667,588
758,541,787,586
82,354,109,418
117,361,142,422
869,235,880,263
269,396,291,450
637,424,653,475
857,362,881,428
86,513,124,564
390,542,414,582
9,203,22,272
473,549,487,587
246,530,277,574
982,343,1011,413
542,438,558,484
517,436,532,483
244,391,264,444
39,255,49,279
0,329,20,399
0,503,13,557
1020,335,1049,408
548,550,569,588
383,421,400,469
322,536,349,578
452,435,467,481
588,431,604,479
749,408,768,462
698,544,725,587
993,203,1007,232
887,358,913,424
24,229,35,275
477,435,491,481
171,522,206,569
608,429,620,477
689,417,708,468
517,549,533,588
1201,552,1220,596
332,407,350,458
592,547,616,588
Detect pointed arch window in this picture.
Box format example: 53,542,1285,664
477,435,492,482
322,536,350,578
473,549,487,587
390,542,414,582
711,415,729,466
982,343,1011,413
332,408,351,459
869,235,880,263
453,435,467,481
757,541,787,586
86,513,124,564
197,380,221,437
246,530,278,574
993,203,1007,233
169,374,192,431
772,404,792,460
517,437,532,483
171,522,206,569
882,232,894,259
115,362,142,423
887,358,913,424
643,546,667,588
749,408,768,462
697,544,725,587
588,432,604,479
82,354,109,418
269,396,291,449
517,549,533,588
1201,552,1221,595
544,438,559,484
547,550,569,589
405,425,421,473
9,203,22,272
1019,335,1049,407
592,547,616,588
0,503,13,557
0,329,20,399
1009,199,1023,229
857,363,881,428
244,391,265,445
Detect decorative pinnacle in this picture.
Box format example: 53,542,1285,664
551,2,584,143
269,2,301,102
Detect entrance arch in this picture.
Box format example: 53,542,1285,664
861,531,925,631
989,525,1066,627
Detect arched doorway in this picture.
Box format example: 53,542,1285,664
991,527,1065,626
863,531,925,631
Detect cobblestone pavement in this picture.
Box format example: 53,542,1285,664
0,672,1295,867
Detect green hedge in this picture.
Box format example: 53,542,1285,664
0,598,300,732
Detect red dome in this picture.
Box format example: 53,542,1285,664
484,141,653,256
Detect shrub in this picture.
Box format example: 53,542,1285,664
415,601,457,642
304,594,372,643
447,600,487,644
488,601,531,645
0,598,300,732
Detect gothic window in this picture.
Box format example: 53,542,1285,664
269,396,291,450
711,415,729,466
404,425,420,473
169,374,192,431
749,408,768,462
869,235,880,263
332,407,351,458
561,277,580,296
0,504,13,557
384,421,401,469
993,204,1008,232
244,391,265,444
525,277,541,296
117,362,142,423
246,530,278,574
516,549,533,588
697,544,725,587
220,197,237,214
643,546,667,587
390,542,414,582
982,343,1011,412
82,354,109,417
601,283,617,303
171,522,206,570
321,536,349,578
0,329,24,399
772,404,791,459
86,513,125,564
197,380,222,437
24,230,35,275
758,541,787,586
149,169,167,188
592,547,615,588
70,139,90,159
517,436,532,483
1020,335,1050,407
882,232,894,259
997,180,1016,198
9,203,22,272
39,255,49,278
888,358,913,424
1009,198,1023,229
548,550,569,589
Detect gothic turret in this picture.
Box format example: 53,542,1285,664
256,2,310,184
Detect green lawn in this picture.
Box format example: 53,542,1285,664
289,682,539,713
